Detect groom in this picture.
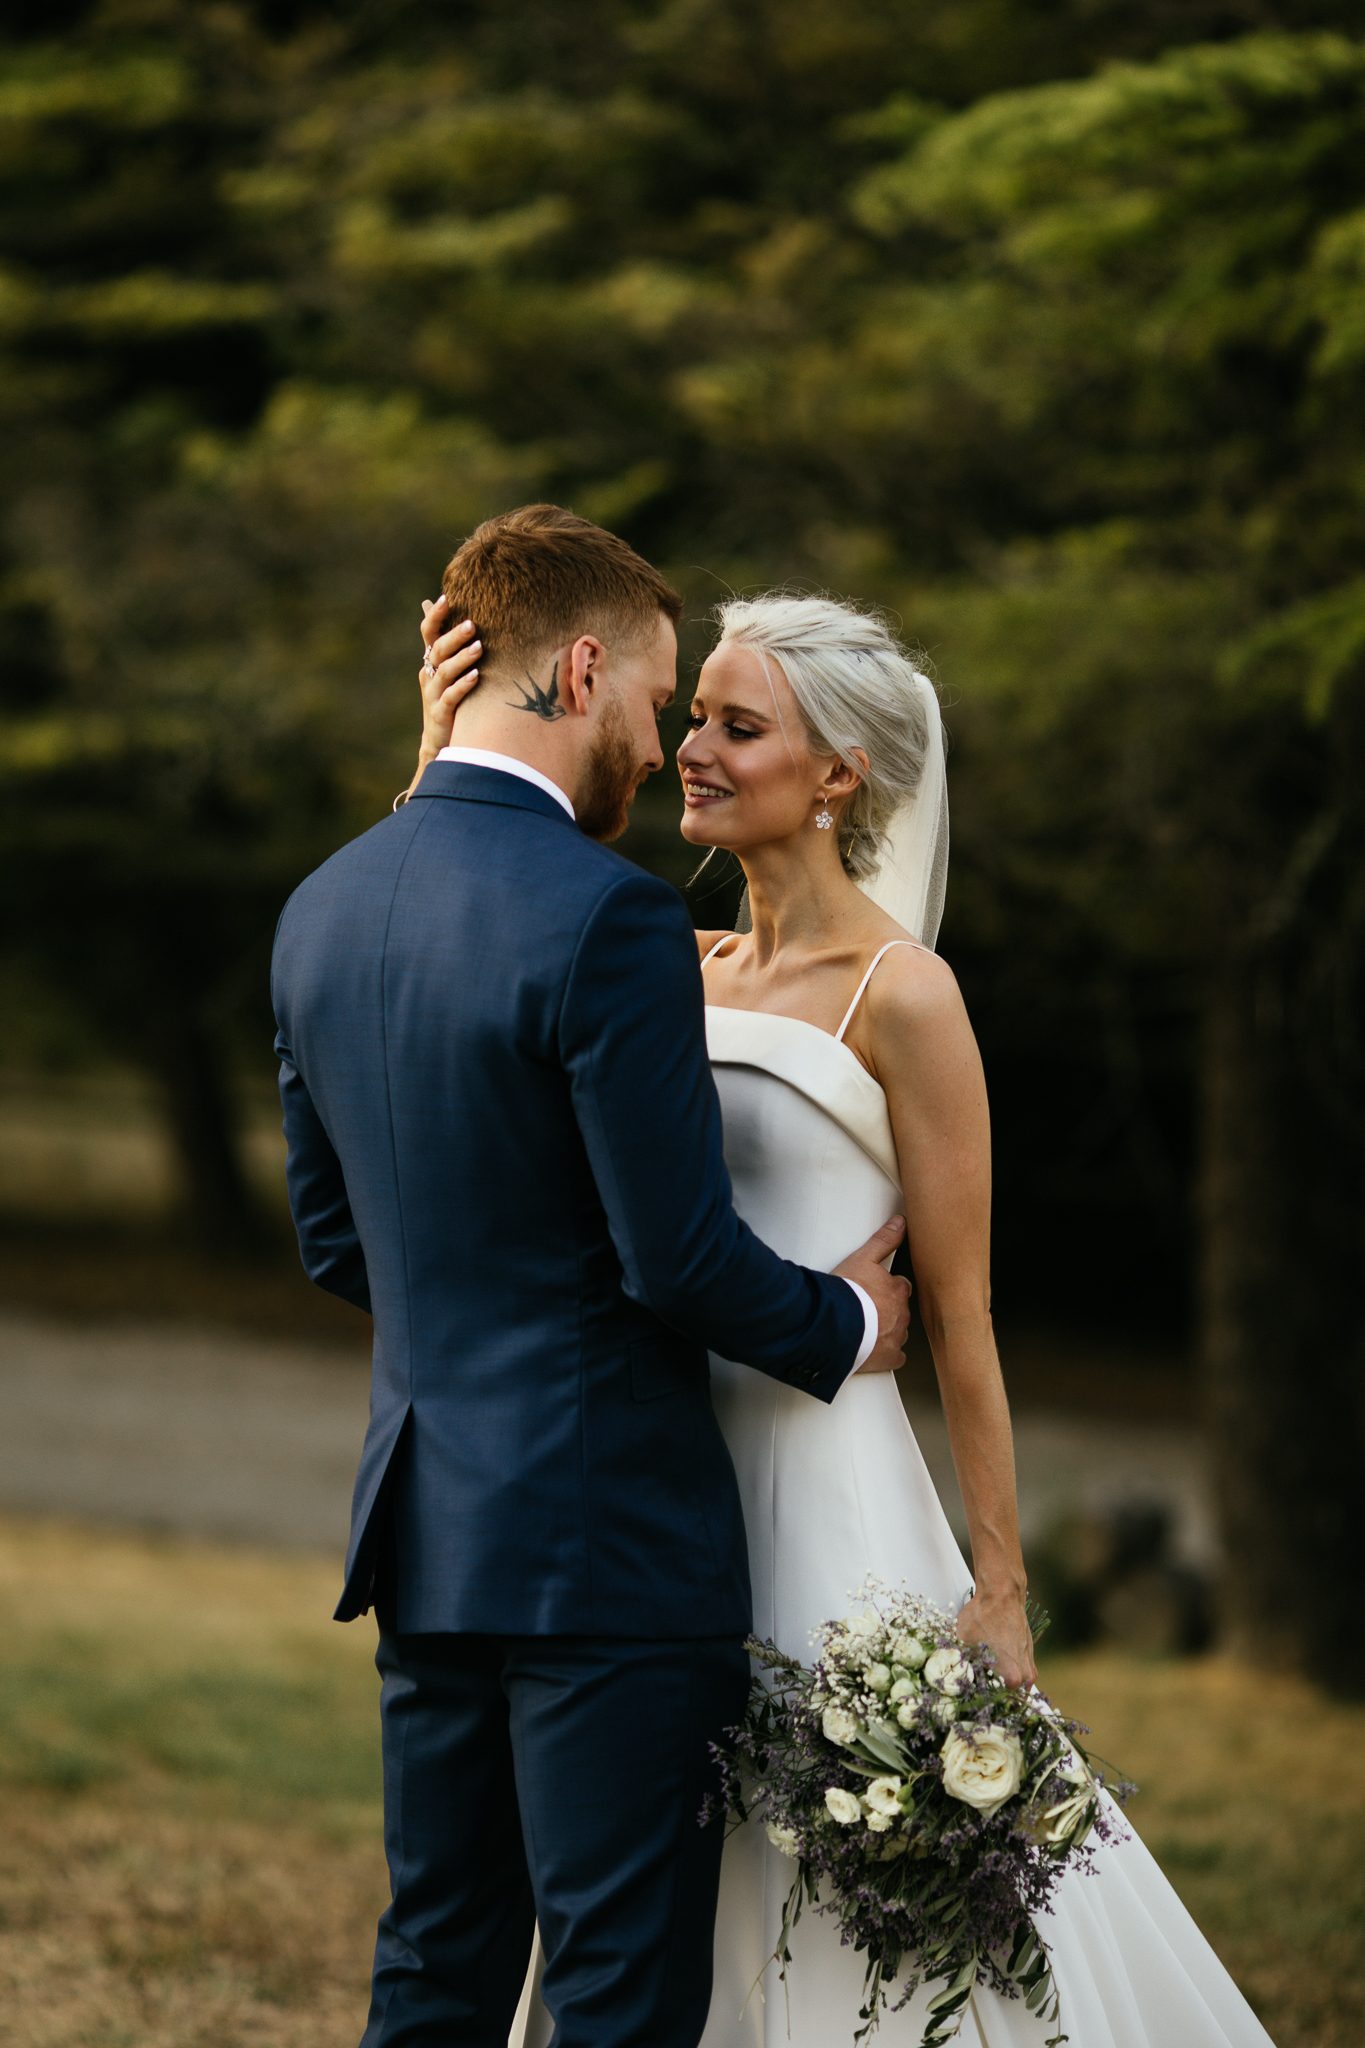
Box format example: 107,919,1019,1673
271,504,910,2048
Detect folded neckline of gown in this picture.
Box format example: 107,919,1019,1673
704,1005,902,1191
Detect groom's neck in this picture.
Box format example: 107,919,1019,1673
449,683,585,799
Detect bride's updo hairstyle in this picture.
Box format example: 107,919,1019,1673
713,594,936,885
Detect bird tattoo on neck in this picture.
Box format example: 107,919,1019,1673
506,661,567,721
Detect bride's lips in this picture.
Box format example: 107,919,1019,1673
682,777,735,808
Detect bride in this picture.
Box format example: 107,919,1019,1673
416,594,1273,2047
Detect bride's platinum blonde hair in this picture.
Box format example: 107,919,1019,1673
713,592,950,947
718,583,939,831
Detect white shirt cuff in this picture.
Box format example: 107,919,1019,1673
845,1280,879,1373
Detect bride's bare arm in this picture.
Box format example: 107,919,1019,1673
401,597,484,799
860,950,1037,1690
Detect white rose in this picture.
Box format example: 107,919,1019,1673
924,1646,970,1696
847,1611,880,1639
864,1775,903,1815
888,1676,917,1702
822,1704,862,1748
865,1809,894,1833
825,1786,862,1825
891,1632,928,1670
766,1820,800,1857
940,1726,1025,1817
896,1698,922,1729
931,1696,958,1727
866,1663,892,1695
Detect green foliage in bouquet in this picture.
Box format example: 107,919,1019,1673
712,1583,1131,2045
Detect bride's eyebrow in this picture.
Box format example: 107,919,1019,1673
688,694,770,722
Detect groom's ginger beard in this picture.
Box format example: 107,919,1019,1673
577,692,651,841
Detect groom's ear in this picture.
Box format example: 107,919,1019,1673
559,634,607,716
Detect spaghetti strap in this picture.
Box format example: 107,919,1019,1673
700,934,739,969
834,940,926,1043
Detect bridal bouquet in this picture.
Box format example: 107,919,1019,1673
710,1581,1130,2046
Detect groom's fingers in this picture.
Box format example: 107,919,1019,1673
833,1217,908,1293
860,1215,906,1263
834,1221,911,1374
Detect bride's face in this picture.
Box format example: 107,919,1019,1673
677,642,838,853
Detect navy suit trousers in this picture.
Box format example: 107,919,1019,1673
361,1627,751,2048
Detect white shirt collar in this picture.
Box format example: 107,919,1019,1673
433,746,576,822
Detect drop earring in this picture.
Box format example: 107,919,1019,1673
815,805,834,831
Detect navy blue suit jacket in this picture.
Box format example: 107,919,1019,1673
271,762,864,1636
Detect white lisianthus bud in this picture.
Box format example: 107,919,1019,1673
766,1820,800,1856
825,1786,862,1825
924,1646,970,1696
889,1676,918,1702
891,1632,928,1670
940,1726,1025,1817
1032,1790,1091,1845
932,1696,958,1727
1058,1741,1091,1788
865,1809,894,1833
866,1663,891,1694
822,1704,862,1748
865,1776,903,1816
896,1698,921,1729
848,1611,880,1639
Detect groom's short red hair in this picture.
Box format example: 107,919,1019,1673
442,505,683,674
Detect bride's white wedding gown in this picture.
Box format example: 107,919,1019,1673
512,956,1274,2048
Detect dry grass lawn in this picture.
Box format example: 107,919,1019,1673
1040,1650,1365,2047
1,1517,1361,2046
0,1520,384,2047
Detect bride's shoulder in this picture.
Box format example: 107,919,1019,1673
694,927,735,961
864,935,965,1034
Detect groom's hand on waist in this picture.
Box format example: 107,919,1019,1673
834,1218,911,1375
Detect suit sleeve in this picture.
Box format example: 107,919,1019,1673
273,1020,372,1315
559,869,864,1402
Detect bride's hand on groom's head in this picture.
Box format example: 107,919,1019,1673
835,1216,912,1375
416,596,483,765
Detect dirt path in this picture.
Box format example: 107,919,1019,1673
0,1312,369,1553
0,1309,1215,1569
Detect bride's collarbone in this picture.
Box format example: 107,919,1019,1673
707,975,853,1043
704,934,924,1054
705,941,871,1018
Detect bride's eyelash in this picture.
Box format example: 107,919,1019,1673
687,712,760,739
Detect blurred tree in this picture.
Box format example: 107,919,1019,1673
4,0,1354,1247
816,33,1365,1685
0,5,542,1244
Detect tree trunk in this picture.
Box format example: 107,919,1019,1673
1201,934,1365,1692
153,1002,271,1258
